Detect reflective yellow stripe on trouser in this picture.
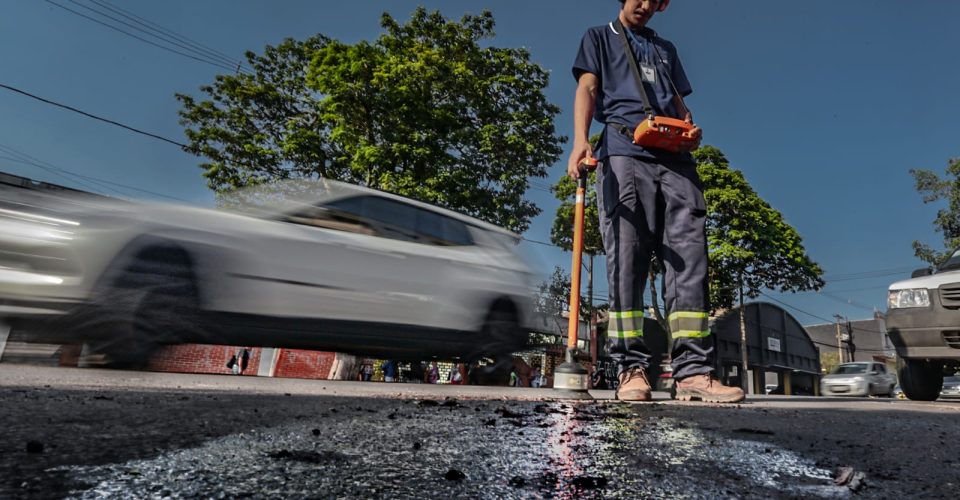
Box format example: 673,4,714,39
668,311,710,338
608,310,643,339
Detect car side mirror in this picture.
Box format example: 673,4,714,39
911,267,933,278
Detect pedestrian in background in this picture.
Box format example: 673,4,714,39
449,363,465,385
225,347,250,375
427,362,440,384
530,366,543,388
381,360,398,383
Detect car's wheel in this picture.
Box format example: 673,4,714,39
77,246,199,369
897,357,944,401
462,303,522,363
463,304,525,384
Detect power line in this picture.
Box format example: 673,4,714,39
0,83,190,150
0,152,113,196
758,291,836,325
521,237,559,248
815,291,877,312
63,0,241,70
528,180,554,192
46,0,241,73
0,145,189,202
87,0,250,72
759,291,889,339
824,270,913,283
790,284,887,295
823,266,918,281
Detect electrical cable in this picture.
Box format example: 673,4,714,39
815,290,877,312
521,237,559,248
0,148,189,202
757,291,837,325
823,270,913,283
87,0,250,72
0,83,190,150
46,0,239,73
0,153,111,196
823,266,918,280
62,0,244,71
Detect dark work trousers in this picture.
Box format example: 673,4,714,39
597,155,714,380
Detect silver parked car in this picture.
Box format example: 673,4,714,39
820,362,897,397
0,179,537,367
940,376,960,399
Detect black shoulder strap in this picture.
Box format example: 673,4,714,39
613,19,654,118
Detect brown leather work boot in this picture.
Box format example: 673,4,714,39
615,368,652,402
674,374,745,403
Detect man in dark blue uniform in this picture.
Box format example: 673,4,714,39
567,0,744,403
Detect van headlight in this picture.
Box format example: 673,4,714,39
888,289,930,309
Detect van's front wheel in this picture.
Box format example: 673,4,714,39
898,357,944,401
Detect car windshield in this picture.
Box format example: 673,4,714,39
939,248,960,272
944,376,960,385
831,364,867,374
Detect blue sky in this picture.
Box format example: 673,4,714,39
2,1,959,327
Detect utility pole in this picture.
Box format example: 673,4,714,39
586,254,597,366
834,314,845,364
739,281,749,391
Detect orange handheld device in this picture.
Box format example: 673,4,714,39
614,18,702,154
633,116,702,153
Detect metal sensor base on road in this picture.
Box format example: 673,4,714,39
552,361,593,400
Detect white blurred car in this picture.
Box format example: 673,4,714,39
0,180,536,366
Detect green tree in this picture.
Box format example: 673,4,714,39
177,8,563,233
697,146,824,310
820,351,840,376
176,35,336,191
535,266,573,318
910,157,960,265
549,170,604,256
534,265,606,320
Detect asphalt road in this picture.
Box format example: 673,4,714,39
2,365,959,499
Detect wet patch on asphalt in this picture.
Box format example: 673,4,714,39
56,400,851,499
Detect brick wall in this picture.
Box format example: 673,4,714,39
147,344,336,380
148,344,262,376
273,349,336,380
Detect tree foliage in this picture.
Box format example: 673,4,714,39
549,170,604,256
910,157,960,265
549,145,824,314
697,146,824,309
535,266,574,318
176,35,335,190
177,8,563,233
534,265,606,323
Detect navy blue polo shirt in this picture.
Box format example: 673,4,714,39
573,21,693,160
